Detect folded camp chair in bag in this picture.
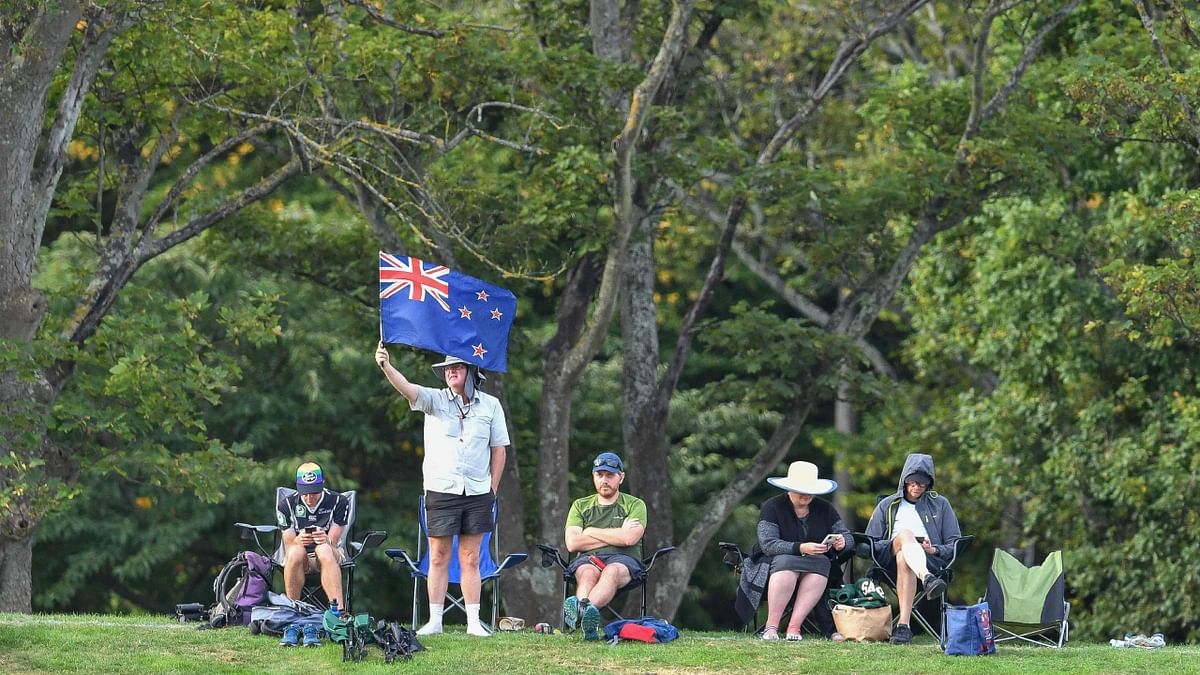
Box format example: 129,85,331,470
235,487,387,613
718,540,854,638
852,530,974,646
385,495,527,633
980,548,1069,647
535,542,675,632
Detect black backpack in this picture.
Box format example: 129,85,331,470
206,551,273,628
373,620,425,663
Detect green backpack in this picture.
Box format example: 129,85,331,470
827,576,889,609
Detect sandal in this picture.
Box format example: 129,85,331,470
785,632,803,642
497,617,525,631
761,626,780,641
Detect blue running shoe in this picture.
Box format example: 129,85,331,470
581,604,601,641
562,596,580,631
302,623,321,647
280,623,301,647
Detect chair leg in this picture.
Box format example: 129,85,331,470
490,578,500,632
559,578,569,632
411,577,422,631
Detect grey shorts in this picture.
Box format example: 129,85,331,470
425,490,495,537
566,553,647,585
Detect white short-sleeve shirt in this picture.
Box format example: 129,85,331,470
411,385,510,496
893,499,929,540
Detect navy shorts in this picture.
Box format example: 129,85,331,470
424,490,494,537
567,553,647,585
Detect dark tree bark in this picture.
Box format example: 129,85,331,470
0,3,302,612
0,1,123,613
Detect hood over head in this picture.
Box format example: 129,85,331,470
897,453,936,494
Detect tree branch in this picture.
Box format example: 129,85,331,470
1134,0,1200,153
344,0,446,38
560,0,698,380
142,155,302,261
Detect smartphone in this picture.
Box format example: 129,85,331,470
820,534,840,547
915,536,926,543
305,526,316,534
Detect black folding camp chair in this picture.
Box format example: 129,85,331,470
536,543,675,631
385,494,527,633
718,540,854,637
980,548,1069,647
852,530,974,646
236,487,387,613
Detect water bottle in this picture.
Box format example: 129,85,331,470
330,599,338,616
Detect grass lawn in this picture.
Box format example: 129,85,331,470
0,614,1196,674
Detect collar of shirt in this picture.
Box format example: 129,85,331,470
443,388,479,405
302,491,328,516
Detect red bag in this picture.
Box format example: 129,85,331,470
618,623,658,643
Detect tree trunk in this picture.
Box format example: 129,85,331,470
620,216,675,616
0,0,109,613
0,537,34,612
652,401,817,618
834,379,858,532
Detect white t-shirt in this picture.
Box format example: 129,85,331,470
893,499,929,540
412,385,510,496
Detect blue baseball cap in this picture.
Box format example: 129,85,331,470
296,462,325,494
592,452,624,473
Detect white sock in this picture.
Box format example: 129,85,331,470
466,603,490,636
416,603,444,635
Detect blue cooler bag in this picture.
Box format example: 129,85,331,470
943,601,996,656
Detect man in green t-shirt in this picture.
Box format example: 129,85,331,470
561,451,648,640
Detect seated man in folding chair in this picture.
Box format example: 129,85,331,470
864,452,960,645
562,452,648,641
376,345,509,638
277,461,350,614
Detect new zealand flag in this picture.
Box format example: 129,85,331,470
379,252,517,372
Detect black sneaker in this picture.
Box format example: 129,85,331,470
923,575,947,599
890,624,913,645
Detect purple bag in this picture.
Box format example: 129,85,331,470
211,551,274,627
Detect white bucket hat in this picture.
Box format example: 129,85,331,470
767,461,837,495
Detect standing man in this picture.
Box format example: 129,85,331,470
864,452,961,645
562,452,647,641
277,462,349,621
375,344,509,637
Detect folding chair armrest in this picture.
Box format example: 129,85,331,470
831,545,856,566
385,547,422,575
945,534,975,566
850,531,882,563
348,530,388,562
535,543,568,570
234,522,280,557
235,522,280,534
717,541,746,569
497,552,528,572
642,546,676,571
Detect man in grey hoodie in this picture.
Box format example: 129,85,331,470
864,453,961,645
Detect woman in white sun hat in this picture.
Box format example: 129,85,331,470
735,461,853,642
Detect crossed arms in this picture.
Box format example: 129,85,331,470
565,518,644,553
